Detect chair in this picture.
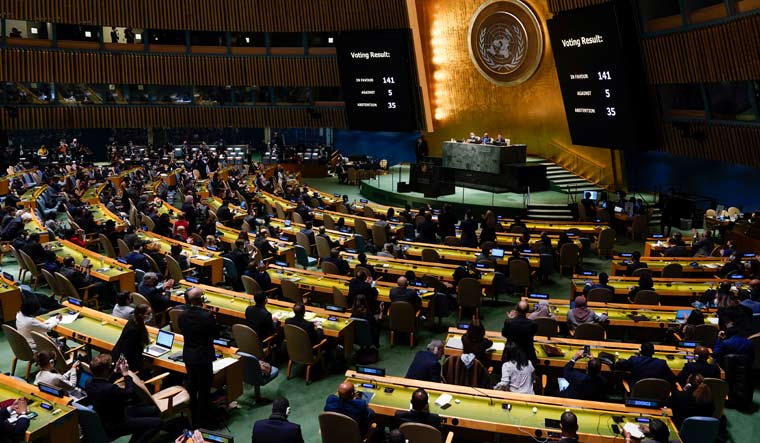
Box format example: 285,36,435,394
363,206,375,218
400,423,454,443
294,245,318,270
41,269,64,299
573,323,605,340
321,260,340,275
130,292,152,309
350,317,376,359
371,225,388,246
164,254,194,283
128,371,191,419
281,279,310,304
241,275,278,297
420,248,440,263
323,213,336,230
275,202,286,220
587,287,614,303
335,203,349,214
751,332,760,370
315,236,331,262
727,206,740,217
679,416,720,443
559,243,580,275
55,272,98,309
595,228,615,257
190,233,204,246
2,324,35,380
145,254,161,274
535,317,559,338
388,301,419,348
661,263,683,278
232,324,274,360
292,211,304,225
237,351,279,402
318,411,376,443
456,278,482,320
632,267,652,278
117,238,130,258
633,289,660,305
627,215,649,239
73,403,112,443
507,259,531,296
346,168,358,185
443,236,461,246
702,378,728,418
222,257,238,287
31,331,84,374
141,215,155,232
354,219,369,239
10,246,29,282
441,355,491,388
99,234,117,259
627,378,671,405
284,324,326,384
354,233,367,253
168,307,185,333
18,248,42,289
693,324,719,348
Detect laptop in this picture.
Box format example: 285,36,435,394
145,330,175,357
675,309,692,322
69,371,92,401
491,248,505,258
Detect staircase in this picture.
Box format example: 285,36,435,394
526,203,574,220
527,156,603,194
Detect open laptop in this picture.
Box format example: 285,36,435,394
491,248,505,258
145,330,175,357
69,371,93,401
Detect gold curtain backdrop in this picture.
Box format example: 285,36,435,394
0,49,341,87
414,0,622,188
0,0,409,32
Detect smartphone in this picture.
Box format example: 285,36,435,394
27,411,38,419
583,345,591,355
611,424,620,435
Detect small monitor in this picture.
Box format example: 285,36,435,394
356,365,386,377
675,310,692,321
475,263,487,269
457,322,470,330
279,236,289,242
528,293,549,300
2,272,14,281
206,246,218,251
67,297,83,307
284,220,291,227
619,252,633,258
325,305,346,313
521,248,533,254
678,341,699,349
156,330,175,349
186,277,199,283
728,273,744,279
38,382,64,397
333,193,341,197
625,398,659,409
117,257,128,264
580,270,598,276
584,191,598,200
339,227,350,233
274,260,288,267
412,281,425,287
491,248,505,258
742,253,756,258
614,206,624,214
77,371,93,390
198,429,235,443
651,234,664,239
213,338,230,347
360,199,368,203
345,248,357,253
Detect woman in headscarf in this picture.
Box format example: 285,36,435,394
528,300,556,320
566,296,608,332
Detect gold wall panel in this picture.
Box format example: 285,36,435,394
415,0,621,187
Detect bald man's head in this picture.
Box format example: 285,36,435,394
292,302,306,318
561,411,578,436
338,381,355,400
695,346,710,361
516,300,529,316
410,388,429,411
397,276,408,288
186,287,203,305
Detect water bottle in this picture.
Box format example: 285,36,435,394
99,255,104,268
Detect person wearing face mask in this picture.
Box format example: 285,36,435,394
251,397,304,443
112,304,153,377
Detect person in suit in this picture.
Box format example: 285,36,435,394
224,238,250,291
215,200,233,226
389,276,421,310
416,213,437,244
323,248,350,275
138,272,174,312
84,354,162,443
59,255,114,307
0,398,31,441
562,350,607,401
461,317,493,364
625,251,648,276
558,411,579,443
125,240,152,272
316,225,336,249
323,381,375,434
111,304,152,375
481,132,493,144
347,269,378,309
405,339,444,382
300,221,316,245
179,287,218,428
245,291,278,343
712,324,755,368
501,300,538,364
720,254,745,278
668,373,714,429
663,238,688,257
677,346,721,387
582,272,615,296
580,192,596,218
466,132,480,143
356,252,377,279
21,233,45,264
254,229,277,260
494,133,506,145
459,210,479,248
251,397,304,443
394,388,442,430
613,342,677,387
285,302,323,346
624,418,672,443
415,135,428,164
691,229,715,256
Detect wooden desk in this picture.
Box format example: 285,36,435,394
343,370,680,443
213,223,296,267
0,374,79,443
107,167,141,190
174,281,355,360
266,265,434,308
312,209,405,237
399,240,540,269
498,219,605,237
81,183,106,203
610,256,731,277
202,197,246,221
18,185,46,209
268,218,357,249
45,240,136,292
87,203,128,231
26,210,50,243
46,302,242,402
0,274,22,323
643,238,694,257
137,232,223,284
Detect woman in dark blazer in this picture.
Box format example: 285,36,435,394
112,304,152,376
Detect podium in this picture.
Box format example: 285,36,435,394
409,161,455,198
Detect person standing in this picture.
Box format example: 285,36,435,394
415,135,428,164
501,300,538,364
179,287,218,427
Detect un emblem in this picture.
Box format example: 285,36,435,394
468,0,544,86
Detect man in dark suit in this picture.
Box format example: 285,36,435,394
582,272,615,296
125,240,152,272
562,350,607,401
179,287,219,428
251,397,304,443
60,255,115,307
405,339,443,382
225,239,250,291
215,200,233,226
436,204,458,240
138,272,174,312
323,248,350,275
245,291,278,342
347,269,378,308
300,221,316,245
323,381,375,434
21,233,45,264
285,302,323,346
356,252,377,279
181,195,198,234
501,300,538,364
389,276,421,310
613,342,676,387
720,254,745,278
0,398,31,441
558,411,580,443
394,388,442,430
415,135,428,163
84,354,162,442
625,251,648,276
663,238,688,257
254,229,277,259
677,346,721,387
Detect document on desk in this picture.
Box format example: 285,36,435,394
487,342,505,352
212,357,237,374
59,313,80,324
434,393,452,408
446,337,463,350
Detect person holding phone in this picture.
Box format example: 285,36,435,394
560,349,607,401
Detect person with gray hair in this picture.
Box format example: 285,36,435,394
137,271,174,312
405,339,444,382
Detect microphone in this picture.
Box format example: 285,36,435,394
470,385,495,407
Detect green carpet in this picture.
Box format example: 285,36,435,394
0,177,756,442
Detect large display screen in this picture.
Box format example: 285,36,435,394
335,29,421,132
547,3,637,149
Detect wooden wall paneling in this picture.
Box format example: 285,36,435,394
548,0,609,14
